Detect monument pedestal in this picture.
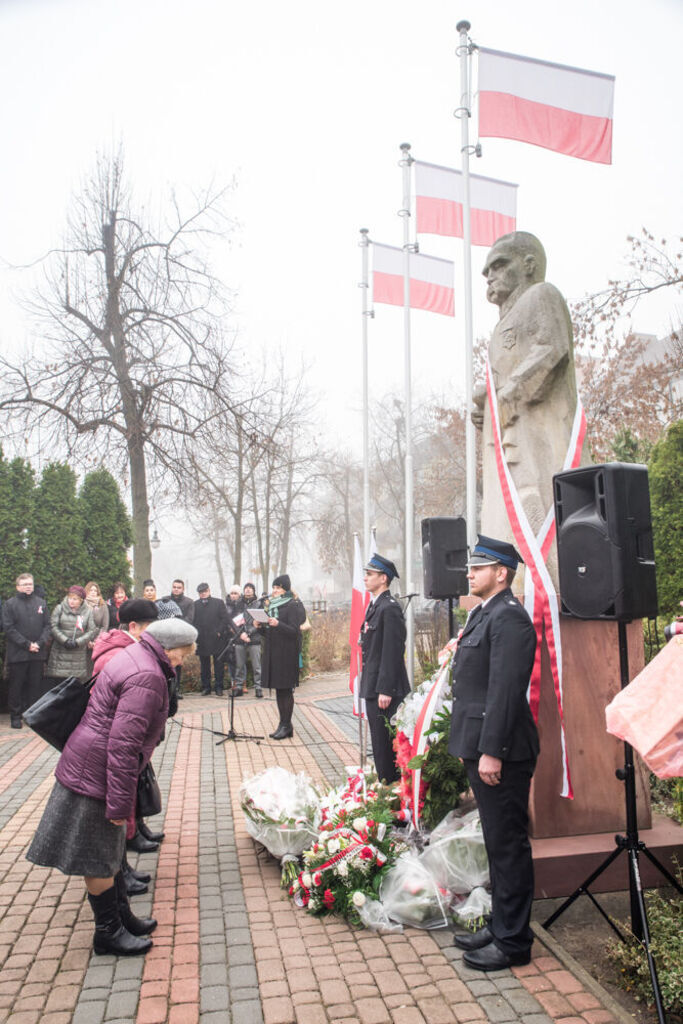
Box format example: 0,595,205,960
529,617,650,839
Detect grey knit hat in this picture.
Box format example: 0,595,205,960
145,618,198,649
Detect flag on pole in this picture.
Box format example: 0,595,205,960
415,160,517,247
349,534,369,718
372,243,455,317
478,47,615,165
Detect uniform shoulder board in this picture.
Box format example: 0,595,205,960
508,600,516,605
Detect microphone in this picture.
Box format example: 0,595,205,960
398,592,420,599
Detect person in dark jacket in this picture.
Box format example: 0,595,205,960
236,582,263,699
254,574,306,739
26,617,197,957
359,555,411,783
2,573,51,728
107,582,129,629
225,585,246,695
163,580,194,699
448,535,538,972
193,583,230,695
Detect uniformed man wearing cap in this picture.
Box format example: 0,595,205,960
448,535,538,971
359,554,410,784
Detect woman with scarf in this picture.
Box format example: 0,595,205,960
107,582,129,629
84,581,110,677
256,574,306,740
47,585,98,684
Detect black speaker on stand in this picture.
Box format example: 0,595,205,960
421,516,468,637
546,463,679,1024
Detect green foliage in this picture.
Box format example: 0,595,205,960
606,862,682,1014
611,428,653,464
417,708,470,830
29,463,87,609
78,469,133,597
0,446,36,598
650,774,683,825
649,420,683,620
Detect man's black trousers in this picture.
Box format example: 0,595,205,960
464,757,536,956
8,661,44,720
365,695,402,784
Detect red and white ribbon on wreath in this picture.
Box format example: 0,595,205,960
485,356,586,799
410,653,455,828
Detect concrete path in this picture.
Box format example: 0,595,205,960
0,673,627,1024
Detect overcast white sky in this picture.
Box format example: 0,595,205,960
0,0,681,589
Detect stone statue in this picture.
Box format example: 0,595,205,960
473,231,588,589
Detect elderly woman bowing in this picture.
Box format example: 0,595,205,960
27,617,197,957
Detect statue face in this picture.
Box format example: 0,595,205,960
482,242,529,307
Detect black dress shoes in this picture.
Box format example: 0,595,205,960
453,925,493,951
271,724,293,740
463,941,531,971
138,819,165,843
126,830,159,854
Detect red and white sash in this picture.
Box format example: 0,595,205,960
485,356,586,798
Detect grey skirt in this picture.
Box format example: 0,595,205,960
27,779,126,877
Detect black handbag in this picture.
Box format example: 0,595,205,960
22,675,95,751
136,763,162,817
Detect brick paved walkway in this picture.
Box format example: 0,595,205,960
0,673,629,1024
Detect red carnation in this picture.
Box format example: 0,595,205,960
359,846,373,860
323,889,335,908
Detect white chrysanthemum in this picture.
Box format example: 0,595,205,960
337,861,349,878
352,891,366,907
327,839,340,854
301,872,312,888
352,816,367,832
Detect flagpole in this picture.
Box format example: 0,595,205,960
456,20,477,554
353,529,367,768
400,141,415,688
360,229,372,562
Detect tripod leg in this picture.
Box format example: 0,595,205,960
640,845,683,894
628,847,667,1024
542,845,622,930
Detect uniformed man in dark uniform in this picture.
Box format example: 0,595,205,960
448,535,538,971
359,554,411,784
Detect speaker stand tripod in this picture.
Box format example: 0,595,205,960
543,621,681,1024
213,636,264,746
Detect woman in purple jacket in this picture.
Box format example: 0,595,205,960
27,618,197,957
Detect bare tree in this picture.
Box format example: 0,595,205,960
0,153,236,589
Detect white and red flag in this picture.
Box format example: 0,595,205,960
415,160,517,247
478,47,615,165
372,243,455,317
349,534,369,718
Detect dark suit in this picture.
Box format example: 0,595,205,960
359,590,411,783
448,587,538,956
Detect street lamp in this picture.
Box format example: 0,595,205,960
150,526,161,550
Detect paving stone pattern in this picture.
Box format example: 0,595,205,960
0,675,622,1024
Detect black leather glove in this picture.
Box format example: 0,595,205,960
64,639,77,650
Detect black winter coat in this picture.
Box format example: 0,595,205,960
260,597,306,690
448,588,538,762
2,592,51,663
359,590,410,701
193,597,230,656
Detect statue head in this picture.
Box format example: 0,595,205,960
482,232,546,313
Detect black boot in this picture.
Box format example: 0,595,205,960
122,859,148,896
269,722,284,738
88,886,153,956
114,873,157,936
126,829,159,854
122,852,150,885
138,818,165,843
272,723,293,740
255,687,263,698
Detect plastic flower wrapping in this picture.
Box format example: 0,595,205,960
239,766,322,884
378,853,452,930
419,810,489,894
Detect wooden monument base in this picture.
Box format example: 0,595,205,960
529,617,650,839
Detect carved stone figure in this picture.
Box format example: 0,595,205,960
473,232,588,588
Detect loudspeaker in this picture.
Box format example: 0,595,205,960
553,463,657,621
421,517,468,600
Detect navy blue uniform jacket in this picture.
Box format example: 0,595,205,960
448,588,538,762
359,590,411,701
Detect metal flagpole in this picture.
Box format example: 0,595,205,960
360,229,372,563
456,20,477,553
399,142,415,687
353,529,366,767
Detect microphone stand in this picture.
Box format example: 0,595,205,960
213,634,264,746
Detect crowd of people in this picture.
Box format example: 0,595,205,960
1,568,309,958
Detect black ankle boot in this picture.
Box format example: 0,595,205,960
122,852,150,884
138,818,165,843
269,722,284,738
88,886,153,956
114,873,157,936
272,723,293,740
126,829,158,854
